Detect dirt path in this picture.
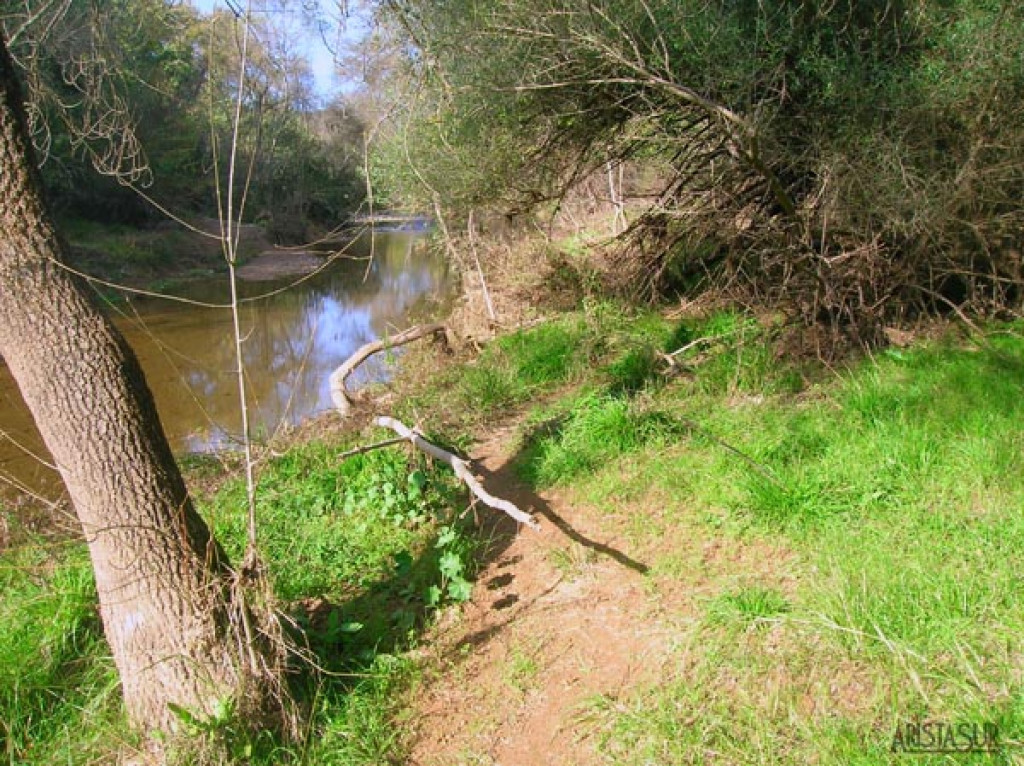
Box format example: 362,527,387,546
406,428,689,766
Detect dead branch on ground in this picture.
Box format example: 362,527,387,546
329,323,447,415
373,416,540,530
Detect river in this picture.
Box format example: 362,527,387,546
0,229,453,504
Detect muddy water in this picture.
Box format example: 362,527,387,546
0,230,452,503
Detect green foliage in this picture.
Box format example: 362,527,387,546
707,587,791,626
508,309,800,488
376,0,1024,327
0,431,483,765
520,392,684,487
303,653,418,766
404,316,603,427
557,324,1024,764
8,1,364,231
206,442,469,615
605,346,658,396
492,320,593,387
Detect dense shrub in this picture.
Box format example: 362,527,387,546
373,0,1024,347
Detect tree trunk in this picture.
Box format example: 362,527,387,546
0,34,270,736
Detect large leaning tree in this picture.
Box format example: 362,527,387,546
0,31,291,740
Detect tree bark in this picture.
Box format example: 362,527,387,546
0,33,264,736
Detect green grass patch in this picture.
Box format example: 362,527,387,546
298,653,420,766
518,393,685,486
0,433,480,765
454,316,600,410
550,322,1024,764
706,586,791,626
0,544,126,765
399,304,694,435
204,440,477,659
203,439,480,765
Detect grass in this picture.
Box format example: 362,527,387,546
706,586,791,626
199,439,483,764
502,642,542,695
401,308,1024,761
396,311,612,435
0,544,127,765
537,318,1024,764
5,303,1024,764
396,304,1024,764
517,393,685,486
0,434,479,765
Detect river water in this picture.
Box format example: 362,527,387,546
0,230,452,503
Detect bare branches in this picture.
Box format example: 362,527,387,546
329,326,539,530
336,435,408,460
467,209,496,322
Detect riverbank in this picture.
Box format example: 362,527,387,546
3,287,1023,763
0,223,452,537
60,217,237,289
59,216,400,291
59,216,337,291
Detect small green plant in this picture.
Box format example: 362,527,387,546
206,443,464,603
427,523,476,606
707,587,791,626
166,695,276,763
503,644,541,694
547,541,597,580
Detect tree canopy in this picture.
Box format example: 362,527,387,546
368,0,1024,341
1,0,366,236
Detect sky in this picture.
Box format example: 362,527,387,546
188,0,345,103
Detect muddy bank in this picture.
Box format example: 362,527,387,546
236,251,327,281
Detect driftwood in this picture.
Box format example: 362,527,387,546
373,416,540,530
329,323,446,415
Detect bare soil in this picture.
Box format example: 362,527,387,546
405,425,794,765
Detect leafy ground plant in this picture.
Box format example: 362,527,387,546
0,433,480,765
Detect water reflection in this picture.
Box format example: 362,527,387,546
0,230,452,501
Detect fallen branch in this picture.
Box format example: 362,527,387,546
330,323,446,415
659,327,746,370
373,416,541,530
